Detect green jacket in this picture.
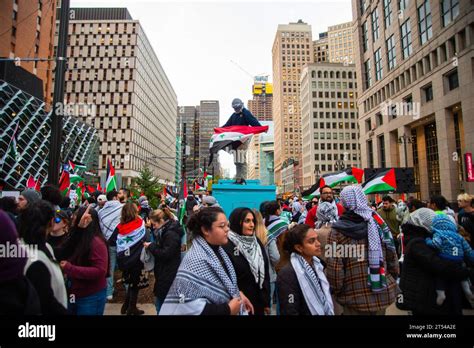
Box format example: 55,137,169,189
377,207,400,237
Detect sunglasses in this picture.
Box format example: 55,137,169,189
54,210,65,223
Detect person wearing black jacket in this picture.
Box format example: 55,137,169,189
0,210,41,315
144,208,183,314
399,208,474,315
222,207,271,315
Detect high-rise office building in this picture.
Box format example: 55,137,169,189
198,100,220,176
313,32,329,63
248,80,273,121
178,106,199,178
59,8,178,185
352,0,474,200
0,0,58,105
300,63,360,188
272,20,313,190
327,21,355,64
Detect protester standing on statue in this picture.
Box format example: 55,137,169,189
222,98,261,180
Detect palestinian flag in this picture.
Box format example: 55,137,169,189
302,167,364,199
59,171,70,196
106,158,117,193
208,125,269,165
362,168,397,194
178,180,188,225
70,173,83,184
96,183,103,193
68,160,87,173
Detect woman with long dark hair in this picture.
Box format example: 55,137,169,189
222,207,270,315
160,207,254,315
17,200,68,315
59,205,109,315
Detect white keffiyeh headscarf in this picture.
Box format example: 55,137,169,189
228,231,266,289
339,185,395,292
315,201,338,228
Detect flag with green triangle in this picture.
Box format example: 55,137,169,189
362,168,397,194
59,171,70,196
106,158,117,192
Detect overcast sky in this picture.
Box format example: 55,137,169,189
72,0,353,176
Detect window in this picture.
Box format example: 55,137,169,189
362,21,368,52
377,113,384,126
423,84,433,102
441,0,459,27
418,0,432,45
386,35,396,70
360,0,367,13
378,134,386,168
371,8,380,42
375,48,383,81
384,0,392,28
399,0,409,11
446,69,459,90
364,59,372,89
401,19,413,59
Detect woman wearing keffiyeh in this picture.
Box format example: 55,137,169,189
222,208,271,315
326,185,399,315
159,207,254,315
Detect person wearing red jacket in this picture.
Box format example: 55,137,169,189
305,186,344,228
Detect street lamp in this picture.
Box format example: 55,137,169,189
397,135,415,168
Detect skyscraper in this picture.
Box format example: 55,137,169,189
198,100,220,176
178,106,199,179
313,32,329,63
272,20,313,190
247,80,273,121
0,0,58,105
59,8,178,185
327,21,355,64
300,63,360,188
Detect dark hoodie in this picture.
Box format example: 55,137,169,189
331,211,368,240
399,223,472,315
0,210,41,315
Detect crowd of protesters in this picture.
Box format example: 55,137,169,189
1,182,474,316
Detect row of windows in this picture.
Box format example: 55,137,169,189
314,143,359,151
310,70,356,79
312,81,357,89
314,122,357,130
313,111,356,120
314,132,358,140
314,153,359,161
312,101,356,109
313,91,356,99
361,0,458,85
363,21,470,112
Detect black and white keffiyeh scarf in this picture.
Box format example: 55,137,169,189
290,253,334,315
228,231,266,289
160,236,242,315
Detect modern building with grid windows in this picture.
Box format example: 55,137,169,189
352,0,474,201
59,8,178,185
272,20,313,190
300,63,360,188
0,76,99,189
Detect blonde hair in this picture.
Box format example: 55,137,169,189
149,207,174,223
457,193,473,203
253,209,268,245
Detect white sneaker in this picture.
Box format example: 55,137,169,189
107,295,113,301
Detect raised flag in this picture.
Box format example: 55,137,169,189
34,178,41,191
208,125,269,165
301,167,364,199
59,171,70,196
106,158,117,193
68,160,86,173
362,168,397,194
